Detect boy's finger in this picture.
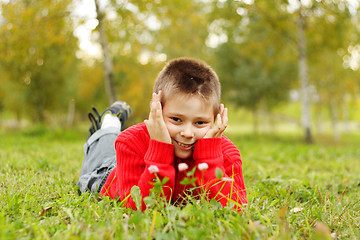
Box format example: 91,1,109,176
151,92,157,102
222,108,228,128
149,101,157,121
153,93,158,103
149,93,156,118
219,104,224,115
220,104,227,118
153,91,161,103
155,101,164,120
215,113,222,130
215,108,228,137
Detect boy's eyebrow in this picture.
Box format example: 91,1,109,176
167,112,213,120
167,112,183,116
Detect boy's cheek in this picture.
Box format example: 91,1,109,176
198,127,211,139
164,122,176,136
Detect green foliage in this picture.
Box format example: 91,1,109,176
210,0,297,112
0,0,79,122
96,0,217,123
1,0,359,130
74,62,108,115
1,127,359,239
305,1,359,112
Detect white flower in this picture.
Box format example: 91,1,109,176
221,177,234,182
290,207,304,213
198,163,209,171
178,163,189,172
148,165,159,173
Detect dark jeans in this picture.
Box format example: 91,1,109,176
77,127,120,193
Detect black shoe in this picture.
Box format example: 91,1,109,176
87,101,132,138
87,111,100,137
100,101,131,131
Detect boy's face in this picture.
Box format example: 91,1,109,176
162,94,215,159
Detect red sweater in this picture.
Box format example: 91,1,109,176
101,123,247,210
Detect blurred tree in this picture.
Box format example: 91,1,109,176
75,62,107,115
297,7,313,143
146,0,212,59
210,0,359,141
88,0,162,122
210,0,297,133
84,0,213,122
75,0,359,133
0,70,7,125
0,0,78,123
306,0,360,140
94,0,117,105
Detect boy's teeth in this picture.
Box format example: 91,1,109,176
178,142,191,147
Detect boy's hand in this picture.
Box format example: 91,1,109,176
204,104,228,138
144,91,172,144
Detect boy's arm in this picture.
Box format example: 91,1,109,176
193,137,247,209
194,105,247,210
109,91,174,211
115,136,175,211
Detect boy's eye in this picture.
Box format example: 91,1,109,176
171,117,181,122
196,121,206,125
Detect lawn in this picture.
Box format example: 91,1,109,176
0,126,359,239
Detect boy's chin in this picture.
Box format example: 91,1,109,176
174,149,193,159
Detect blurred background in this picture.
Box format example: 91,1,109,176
0,0,359,143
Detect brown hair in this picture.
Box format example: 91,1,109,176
153,57,221,116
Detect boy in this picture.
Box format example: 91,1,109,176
77,57,247,211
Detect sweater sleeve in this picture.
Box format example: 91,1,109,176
193,136,247,210
101,124,175,211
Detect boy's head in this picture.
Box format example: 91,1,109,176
153,57,221,117
153,58,222,159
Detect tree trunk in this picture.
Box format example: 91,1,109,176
315,104,323,135
298,10,313,144
95,0,117,105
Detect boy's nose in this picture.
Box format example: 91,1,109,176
180,124,194,138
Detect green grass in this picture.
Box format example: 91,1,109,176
0,126,359,239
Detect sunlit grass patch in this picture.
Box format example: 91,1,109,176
0,126,359,239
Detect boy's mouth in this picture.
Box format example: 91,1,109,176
174,140,195,150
